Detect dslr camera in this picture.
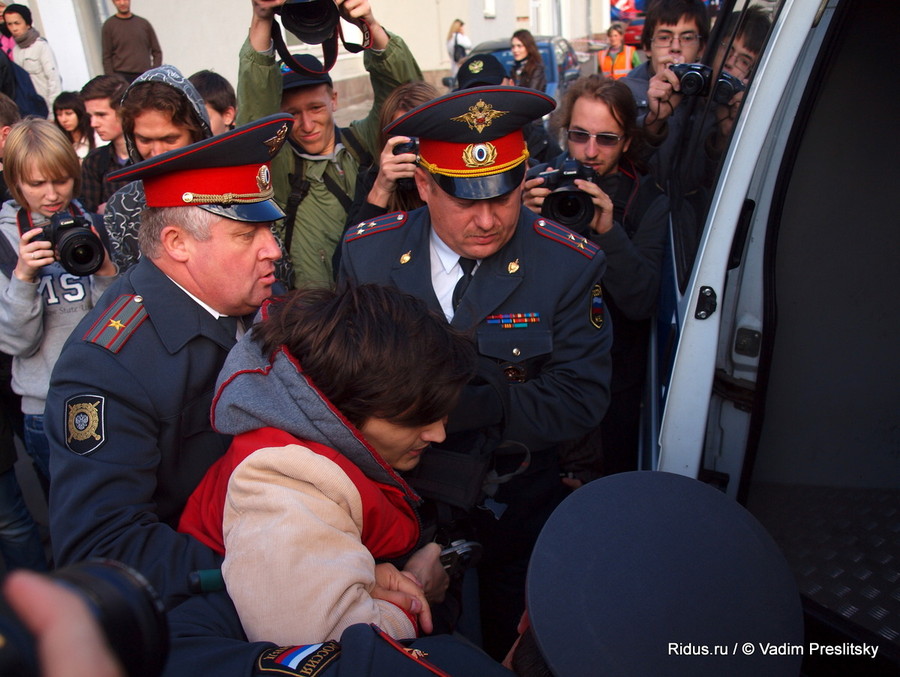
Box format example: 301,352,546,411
529,160,598,234
391,136,419,193
0,559,168,677
277,0,340,45
670,63,746,105
36,211,105,276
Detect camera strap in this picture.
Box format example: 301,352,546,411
271,15,372,78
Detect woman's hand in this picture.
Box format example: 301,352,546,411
403,543,449,604
366,136,418,207
13,227,54,282
372,562,433,634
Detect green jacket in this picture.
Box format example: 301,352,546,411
237,33,422,288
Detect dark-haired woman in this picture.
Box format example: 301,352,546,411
180,284,476,645
53,91,97,162
510,29,546,92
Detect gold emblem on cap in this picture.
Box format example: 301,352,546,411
468,59,484,74
462,142,497,168
264,123,289,156
508,259,520,274
452,99,509,133
256,165,271,191
400,251,412,264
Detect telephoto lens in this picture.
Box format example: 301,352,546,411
0,560,169,677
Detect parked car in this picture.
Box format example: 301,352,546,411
623,14,645,47
644,0,899,674
466,35,584,102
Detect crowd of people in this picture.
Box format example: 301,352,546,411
0,0,775,675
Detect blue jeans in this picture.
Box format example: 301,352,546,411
0,467,47,571
23,414,51,487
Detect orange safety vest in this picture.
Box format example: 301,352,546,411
598,45,636,80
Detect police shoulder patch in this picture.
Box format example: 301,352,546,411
84,294,148,353
344,211,409,243
257,642,341,676
65,395,106,455
534,217,600,259
590,283,605,329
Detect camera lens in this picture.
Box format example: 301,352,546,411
56,228,104,277
680,72,705,96
0,560,168,677
543,188,594,235
279,0,340,45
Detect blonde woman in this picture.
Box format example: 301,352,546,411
446,19,471,77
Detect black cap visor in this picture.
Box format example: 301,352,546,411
432,163,526,200
199,199,286,224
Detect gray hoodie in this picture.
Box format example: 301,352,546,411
103,65,212,272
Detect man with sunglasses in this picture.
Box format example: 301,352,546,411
622,0,710,135
523,74,669,482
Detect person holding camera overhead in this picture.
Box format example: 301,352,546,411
0,118,117,493
523,75,669,480
239,0,423,288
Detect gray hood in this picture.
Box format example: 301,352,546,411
120,65,212,164
212,328,416,496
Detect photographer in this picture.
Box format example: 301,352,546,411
0,118,116,493
622,0,710,139
523,75,669,478
240,0,423,288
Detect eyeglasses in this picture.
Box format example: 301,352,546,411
651,31,700,47
565,129,623,147
722,44,755,73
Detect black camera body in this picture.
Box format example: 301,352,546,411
712,70,745,105
531,160,598,234
392,136,419,192
670,62,714,97
277,0,340,45
0,560,168,677
36,212,105,277
670,62,746,105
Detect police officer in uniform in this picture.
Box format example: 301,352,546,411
46,114,291,610
338,86,613,657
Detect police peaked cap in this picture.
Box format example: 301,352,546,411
526,471,804,677
456,54,510,89
107,114,293,223
385,86,555,199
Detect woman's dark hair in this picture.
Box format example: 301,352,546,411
552,74,645,167
377,81,437,213
253,284,476,430
512,29,542,81
53,91,95,152
120,81,206,146
3,4,31,26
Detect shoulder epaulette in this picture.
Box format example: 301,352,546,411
344,211,409,243
83,294,148,353
533,217,600,258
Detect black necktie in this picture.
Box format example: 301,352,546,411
452,257,477,310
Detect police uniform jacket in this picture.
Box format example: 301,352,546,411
339,205,612,456
47,257,232,609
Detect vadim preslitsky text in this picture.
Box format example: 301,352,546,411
667,641,880,658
